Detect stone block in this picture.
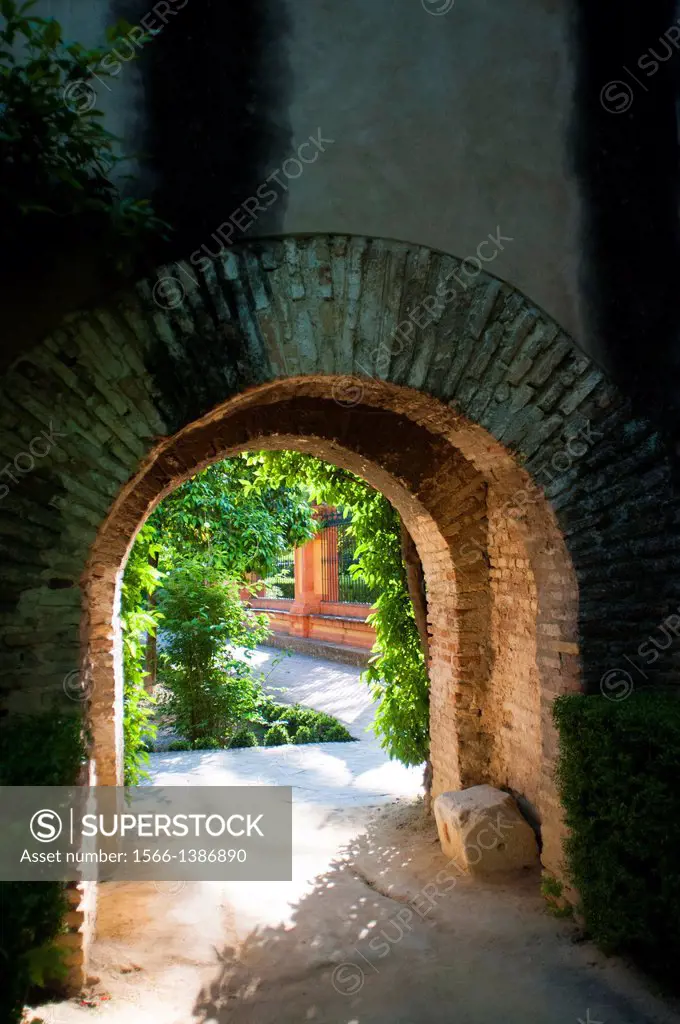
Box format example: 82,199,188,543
434,785,539,875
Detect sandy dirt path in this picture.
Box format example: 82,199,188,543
26,652,680,1024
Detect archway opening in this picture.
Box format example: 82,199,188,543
84,376,580,879
118,444,428,793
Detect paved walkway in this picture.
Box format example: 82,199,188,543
28,650,680,1024
148,646,422,803
255,645,378,738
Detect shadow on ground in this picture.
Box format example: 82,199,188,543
190,804,676,1024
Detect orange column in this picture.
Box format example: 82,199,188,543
290,534,323,634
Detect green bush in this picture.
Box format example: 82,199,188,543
259,698,287,724
0,712,87,1023
264,723,290,746
540,874,573,919
157,558,268,745
192,737,220,750
167,740,191,752
256,702,355,743
553,691,680,979
303,709,353,742
294,725,315,744
281,704,320,734
319,720,353,742
229,728,257,748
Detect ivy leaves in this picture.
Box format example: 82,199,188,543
250,451,430,765
148,458,316,578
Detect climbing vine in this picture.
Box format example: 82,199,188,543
120,524,161,785
250,452,430,766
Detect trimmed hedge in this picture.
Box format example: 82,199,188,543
162,703,355,750
260,702,355,744
0,712,87,1023
553,691,680,980
264,723,290,746
229,728,257,748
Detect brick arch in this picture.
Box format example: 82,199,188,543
2,234,680,875
84,374,578,872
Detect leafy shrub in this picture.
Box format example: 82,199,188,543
553,691,680,980
157,558,269,745
303,709,354,742
264,723,290,746
230,728,257,748
0,711,86,787
256,702,354,743
294,725,315,744
280,704,319,734
0,2,166,272
193,736,220,750
259,698,287,724
540,874,573,919
167,740,191,752
319,720,353,742
0,712,86,1023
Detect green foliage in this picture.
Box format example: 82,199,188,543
149,457,315,578
121,458,315,774
192,736,220,750
229,727,257,748
255,701,354,744
282,704,354,742
0,712,87,1023
0,882,69,1022
259,698,287,724
120,523,161,785
321,720,355,742
167,739,191,752
264,722,290,746
540,874,573,919
553,691,680,978
250,452,429,765
0,710,86,786
0,3,166,270
157,558,269,746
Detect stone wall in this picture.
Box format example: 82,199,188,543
2,234,680,981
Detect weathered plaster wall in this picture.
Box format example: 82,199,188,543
282,0,578,339
30,0,578,334
18,1,680,438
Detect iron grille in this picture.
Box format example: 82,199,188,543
262,550,295,600
319,509,376,605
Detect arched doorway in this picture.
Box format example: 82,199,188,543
86,376,577,881
3,235,679,986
